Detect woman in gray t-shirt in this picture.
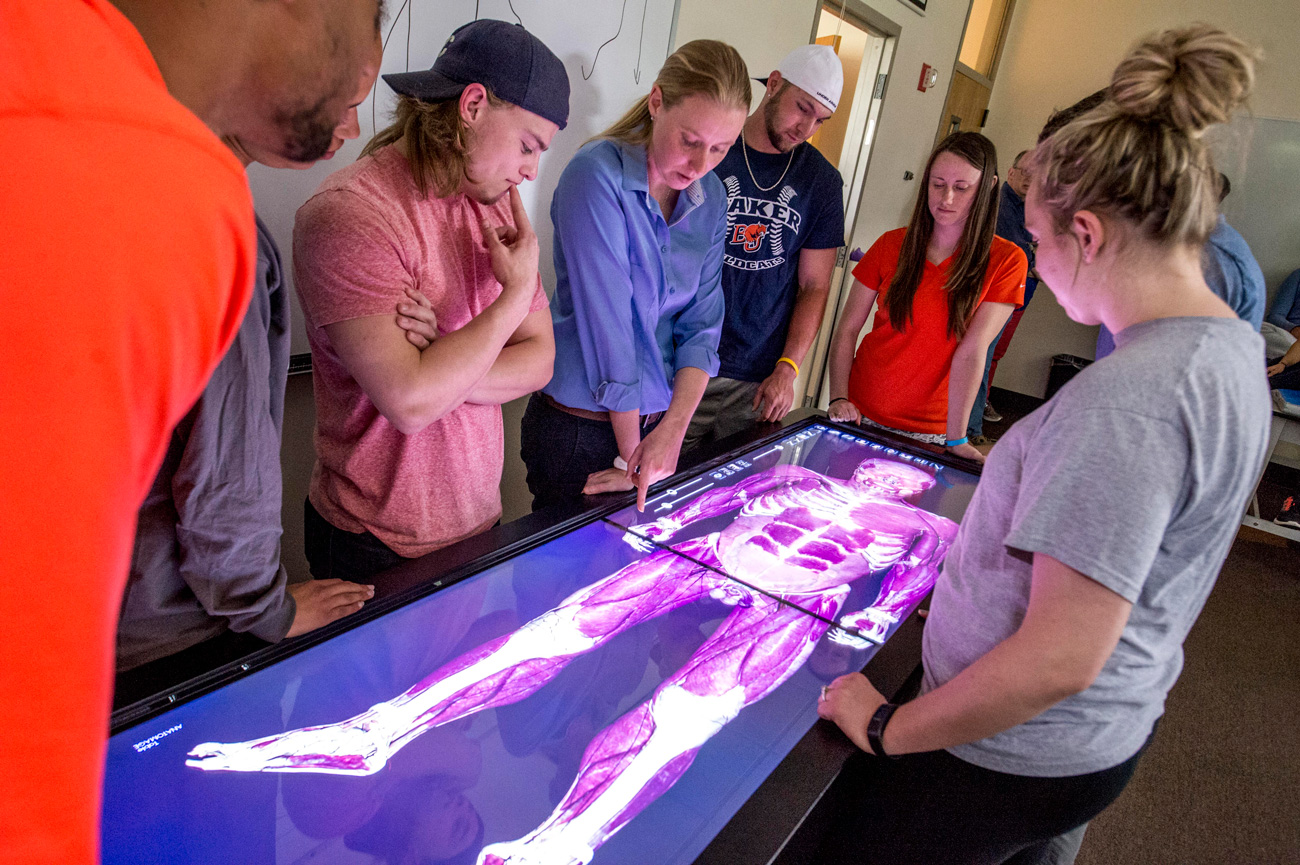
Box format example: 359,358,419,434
815,25,1270,865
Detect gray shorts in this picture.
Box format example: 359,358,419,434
683,376,763,454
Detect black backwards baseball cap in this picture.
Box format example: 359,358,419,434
382,19,570,130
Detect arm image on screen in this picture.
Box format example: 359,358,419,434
625,464,829,550
831,505,959,648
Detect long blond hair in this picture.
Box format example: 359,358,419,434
1031,25,1257,248
361,90,507,199
597,40,751,146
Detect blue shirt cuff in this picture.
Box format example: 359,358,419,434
674,345,720,378
594,380,640,413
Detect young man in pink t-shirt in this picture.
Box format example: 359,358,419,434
293,20,569,581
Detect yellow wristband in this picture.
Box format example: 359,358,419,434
777,356,800,377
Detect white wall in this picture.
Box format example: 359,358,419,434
673,0,821,86
982,0,1300,397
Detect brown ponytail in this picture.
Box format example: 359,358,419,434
1031,24,1257,248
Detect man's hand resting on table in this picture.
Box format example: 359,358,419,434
286,579,375,638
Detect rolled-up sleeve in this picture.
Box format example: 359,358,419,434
552,152,642,411
171,284,294,643
671,203,725,376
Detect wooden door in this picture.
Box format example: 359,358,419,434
936,70,991,147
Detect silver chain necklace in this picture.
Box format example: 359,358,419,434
741,127,796,192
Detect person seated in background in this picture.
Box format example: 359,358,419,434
1096,172,1265,359
293,19,566,583
1263,266,1300,359
966,148,1039,439
826,132,1027,465
115,47,391,692
1265,268,1300,529
682,44,845,452
520,40,750,512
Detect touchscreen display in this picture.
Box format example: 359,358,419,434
103,423,979,865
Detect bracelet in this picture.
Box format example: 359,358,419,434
829,397,851,407
866,702,901,759
945,437,969,448
777,356,800,377
613,455,628,471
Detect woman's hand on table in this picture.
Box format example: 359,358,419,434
583,467,635,496
817,672,888,754
948,441,986,464
827,397,861,424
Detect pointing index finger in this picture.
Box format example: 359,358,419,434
636,471,649,512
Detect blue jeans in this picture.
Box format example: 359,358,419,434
519,393,662,512
303,497,406,584
967,324,1005,438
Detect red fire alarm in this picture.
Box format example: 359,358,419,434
917,63,938,92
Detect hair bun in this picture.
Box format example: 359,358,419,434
1108,24,1257,135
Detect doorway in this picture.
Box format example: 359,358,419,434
793,3,895,411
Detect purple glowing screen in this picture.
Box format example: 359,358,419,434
102,424,979,865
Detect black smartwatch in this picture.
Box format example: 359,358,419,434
866,702,901,759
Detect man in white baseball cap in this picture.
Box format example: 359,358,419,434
685,44,846,450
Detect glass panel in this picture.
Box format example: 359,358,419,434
103,424,979,865
958,0,1012,79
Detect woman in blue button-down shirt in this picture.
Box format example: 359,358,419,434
521,40,750,511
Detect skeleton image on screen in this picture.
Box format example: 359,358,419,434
187,458,957,864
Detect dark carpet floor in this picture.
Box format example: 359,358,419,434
1075,526,1300,865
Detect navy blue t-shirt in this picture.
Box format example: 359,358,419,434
994,182,1038,306
713,137,844,381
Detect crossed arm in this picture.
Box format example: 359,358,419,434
326,303,553,435
323,186,554,436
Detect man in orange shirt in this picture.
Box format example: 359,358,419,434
0,1,382,863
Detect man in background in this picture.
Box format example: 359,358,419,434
1095,175,1265,359
685,44,845,451
968,148,1039,437
0,0,382,861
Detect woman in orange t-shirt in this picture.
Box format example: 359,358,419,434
827,132,1026,464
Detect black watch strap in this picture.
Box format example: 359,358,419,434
867,702,901,759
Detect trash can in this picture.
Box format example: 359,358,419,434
1046,354,1092,399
